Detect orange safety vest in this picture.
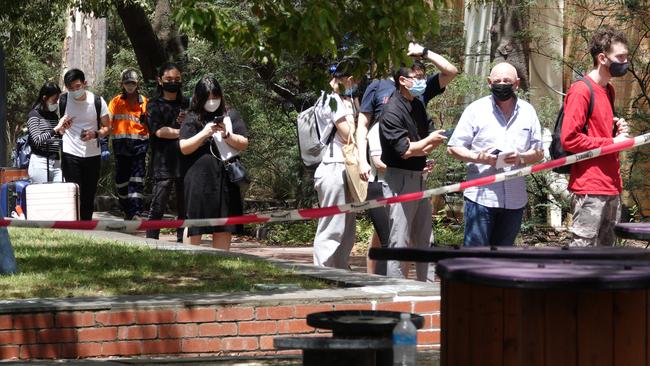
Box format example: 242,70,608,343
108,93,149,141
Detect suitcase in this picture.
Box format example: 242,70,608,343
0,168,29,184
25,183,80,221
1,180,29,218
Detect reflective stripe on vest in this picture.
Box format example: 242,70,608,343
113,114,142,124
112,133,149,140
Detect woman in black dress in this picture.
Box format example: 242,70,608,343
179,76,249,250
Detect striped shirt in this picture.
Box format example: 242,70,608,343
26,108,61,157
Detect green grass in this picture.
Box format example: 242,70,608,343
1,228,330,299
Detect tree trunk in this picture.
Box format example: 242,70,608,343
489,0,530,91
115,2,166,80
152,0,187,61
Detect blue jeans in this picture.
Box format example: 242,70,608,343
463,198,524,247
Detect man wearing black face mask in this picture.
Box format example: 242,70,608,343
561,27,631,247
145,62,190,242
447,62,544,247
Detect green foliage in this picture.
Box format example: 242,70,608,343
175,0,442,84
0,2,67,154
4,228,329,299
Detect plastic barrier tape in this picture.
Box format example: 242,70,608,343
1,134,648,233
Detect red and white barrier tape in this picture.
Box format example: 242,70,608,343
1,134,648,233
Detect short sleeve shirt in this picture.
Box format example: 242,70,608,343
314,92,353,163
61,91,109,158
179,109,248,176
147,96,190,179
447,95,543,209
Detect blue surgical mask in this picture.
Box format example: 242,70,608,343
408,79,426,97
343,85,358,97
68,89,85,100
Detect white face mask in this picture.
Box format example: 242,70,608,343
204,98,221,112
124,84,137,94
68,89,85,100
47,102,58,112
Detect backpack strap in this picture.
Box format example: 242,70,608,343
579,77,595,133
94,95,102,147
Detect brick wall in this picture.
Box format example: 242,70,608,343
0,298,440,360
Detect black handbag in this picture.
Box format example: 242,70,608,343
224,158,249,185
210,142,249,186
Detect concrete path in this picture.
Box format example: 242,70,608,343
92,211,372,274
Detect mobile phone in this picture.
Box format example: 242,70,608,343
442,128,454,138
491,149,502,155
213,116,226,125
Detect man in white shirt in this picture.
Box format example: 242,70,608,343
447,62,544,246
61,68,111,220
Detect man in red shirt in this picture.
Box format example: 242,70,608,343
561,27,631,247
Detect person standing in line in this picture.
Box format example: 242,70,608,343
447,62,544,247
179,76,249,250
145,62,189,242
379,66,447,281
108,69,149,220
27,82,70,183
312,61,359,269
357,42,457,274
562,27,630,247
60,68,111,220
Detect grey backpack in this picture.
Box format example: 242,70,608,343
296,94,335,169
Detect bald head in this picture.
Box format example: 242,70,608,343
490,62,518,80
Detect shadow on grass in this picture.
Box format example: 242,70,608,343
2,228,329,299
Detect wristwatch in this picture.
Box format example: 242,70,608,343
421,47,429,57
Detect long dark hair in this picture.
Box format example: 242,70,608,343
156,62,184,101
31,82,62,112
189,76,225,120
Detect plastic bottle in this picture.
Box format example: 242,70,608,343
393,312,417,365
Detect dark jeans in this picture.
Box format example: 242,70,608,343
367,181,389,275
463,198,524,247
115,153,146,219
61,153,101,220
146,178,185,242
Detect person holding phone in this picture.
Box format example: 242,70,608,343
60,69,111,220
26,82,70,183
447,62,544,247
145,62,189,241
179,76,248,250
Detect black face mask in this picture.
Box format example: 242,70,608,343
491,83,515,101
161,81,181,93
608,60,629,77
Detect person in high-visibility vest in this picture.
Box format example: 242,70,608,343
108,69,149,220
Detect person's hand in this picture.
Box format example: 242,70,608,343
80,129,98,142
613,133,631,143
55,115,73,134
202,122,219,138
407,42,425,57
502,151,519,165
422,159,435,174
476,147,498,167
359,160,371,181
177,111,186,124
614,117,630,137
425,130,448,150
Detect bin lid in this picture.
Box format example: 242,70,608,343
369,246,650,262
614,223,650,241
306,310,424,336
436,257,650,290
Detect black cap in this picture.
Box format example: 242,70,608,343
121,69,139,83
